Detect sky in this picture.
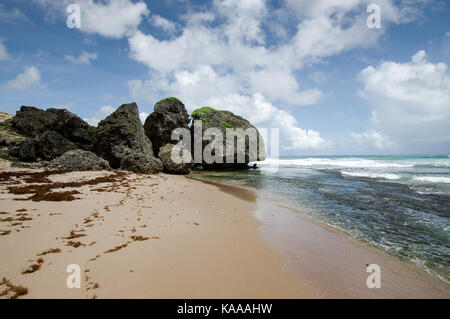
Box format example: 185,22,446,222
0,0,449,156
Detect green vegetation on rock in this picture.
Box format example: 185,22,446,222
159,97,182,104
191,107,214,118
219,120,236,129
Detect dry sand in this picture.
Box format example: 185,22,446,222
0,168,448,299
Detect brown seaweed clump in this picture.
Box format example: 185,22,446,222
38,248,61,256
0,277,29,299
104,243,128,254
4,171,127,202
130,235,149,242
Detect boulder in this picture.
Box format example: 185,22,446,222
34,131,78,161
190,107,266,169
8,138,36,162
158,143,193,174
11,106,94,150
120,152,163,175
96,102,162,173
47,150,110,171
144,97,190,154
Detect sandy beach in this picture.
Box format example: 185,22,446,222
0,169,312,299
0,168,448,299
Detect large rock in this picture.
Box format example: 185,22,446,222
11,106,94,151
190,107,266,169
34,131,78,161
96,102,161,173
144,98,190,155
8,138,36,162
47,150,110,171
120,152,163,175
158,143,193,174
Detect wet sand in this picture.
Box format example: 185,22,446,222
190,176,450,298
253,199,450,298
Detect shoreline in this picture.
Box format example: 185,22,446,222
190,174,450,298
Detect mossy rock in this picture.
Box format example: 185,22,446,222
190,107,266,168
158,97,182,104
191,107,214,118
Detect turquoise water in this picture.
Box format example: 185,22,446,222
194,155,450,284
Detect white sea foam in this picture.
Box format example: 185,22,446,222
258,158,413,168
341,171,401,180
413,176,450,184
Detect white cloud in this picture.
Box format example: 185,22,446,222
139,112,148,123
348,130,395,150
2,66,42,91
0,39,8,61
359,50,450,145
65,51,98,65
34,0,149,38
99,105,115,115
150,15,177,34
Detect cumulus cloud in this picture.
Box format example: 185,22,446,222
348,130,396,150
34,0,149,38
2,66,42,91
65,51,98,65
150,15,177,34
359,50,450,145
124,0,428,150
0,39,8,61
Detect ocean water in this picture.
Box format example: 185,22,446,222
194,155,450,284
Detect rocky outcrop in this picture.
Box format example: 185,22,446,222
96,102,162,174
47,150,110,171
120,152,163,175
8,139,36,162
158,143,193,174
190,107,266,169
144,98,190,155
34,131,78,161
11,106,94,151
